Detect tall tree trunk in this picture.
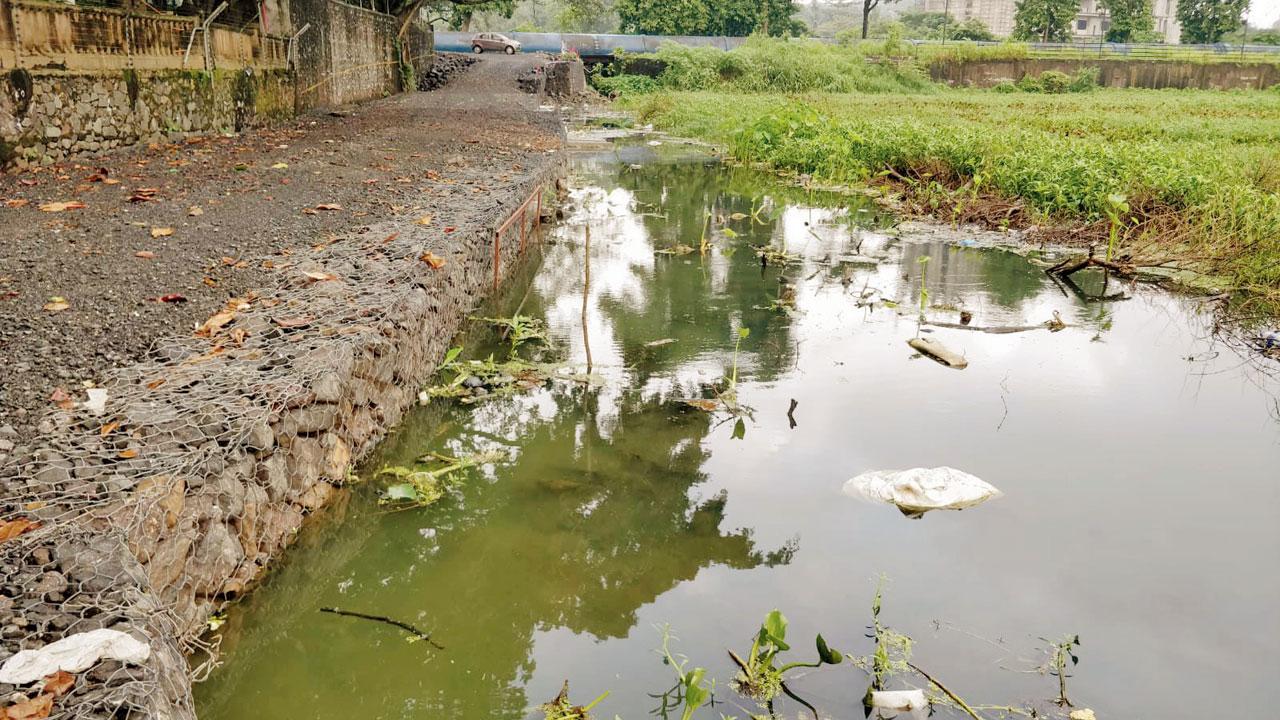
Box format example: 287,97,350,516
861,0,873,38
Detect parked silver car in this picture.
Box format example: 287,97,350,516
471,32,521,55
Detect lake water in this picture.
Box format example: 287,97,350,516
194,139,1280,720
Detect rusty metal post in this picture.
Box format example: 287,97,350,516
493,230,501,291
519,206,527,254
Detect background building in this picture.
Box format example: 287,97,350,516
925,0,1181,42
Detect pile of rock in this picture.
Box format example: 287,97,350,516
418,52,478,92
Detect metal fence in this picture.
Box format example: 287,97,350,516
435,29,1280,62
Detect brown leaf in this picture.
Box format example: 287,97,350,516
0,518,42,543
38,201,86,213
42,671,75,698
195,310,236,337
134,250,156,259
303,270,337,282
188,206,204,216
313,203,342,211
150,227,173,238
415,214,434,226
2,692,52,719
383,233,399,244
420,252,446,269
18,178,38,187
103,178,121,186
100,420,119,436
444,226,457,233
681,399,720,412
4,199,29,208
274,316,314,329
42,297,70,313
118,448,139,459
128,188,158,202
86,167,110,183
202,277,218,287
49,387,73,409
145,378,166,390
154,293,187,303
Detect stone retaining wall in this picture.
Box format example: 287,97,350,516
929,57,1280,90
0,161,564,718
0,68,293,169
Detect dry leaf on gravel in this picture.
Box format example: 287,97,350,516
134,250,156,259
313,203,341,211
195,310,236,337
38,201,86,212
303,271,338,282
420,252,447,269
86,168,110,183
49,387,73,409
188,206,204,216
42,671,75,698
4,199,29,208
43,297,70,312
415,214,434,226
118,449,139,459
128,188,158,203
274,316,314,329
154,294,187,303
150,227,173,238
0,518,42,543
1,692,52,719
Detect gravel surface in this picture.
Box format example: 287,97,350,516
0,54,563,442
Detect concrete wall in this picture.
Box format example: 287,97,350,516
930,58,1280,90
291,0,401,109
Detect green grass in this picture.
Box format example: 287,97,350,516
623,86,1280,300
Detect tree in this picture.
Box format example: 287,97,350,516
1099,0,1155,41
1176,0,1248,43
950,17,996,40
392,0,515,36
861,0,902,39
616,0,801,36
1012,0,1079,41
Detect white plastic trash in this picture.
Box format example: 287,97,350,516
0,629,150,685
843,467,1002,518
869,689,928,710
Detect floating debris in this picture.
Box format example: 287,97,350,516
908,337,968,368
843,467,1002,518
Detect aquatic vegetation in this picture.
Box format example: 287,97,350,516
1043,634,1083,707
540,681,609,720
624,89,1280,302
376,450,505,507
654,626,715,720
727,610,844,718
421,347,559,404
482,314,549,357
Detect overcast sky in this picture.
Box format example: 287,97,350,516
1249,0,1280,28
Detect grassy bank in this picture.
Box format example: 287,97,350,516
620,86,1280,302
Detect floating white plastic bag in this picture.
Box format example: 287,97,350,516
869,689,928,710
0,629,150,685
844,467,1002,518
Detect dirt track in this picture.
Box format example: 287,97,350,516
0,54,562,443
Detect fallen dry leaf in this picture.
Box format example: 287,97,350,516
18,178,37,187
86,167,110,183
42,671,75,698
420,252,447,269
444,226,457,233
145,378,166,390
128,188,158,202
50,387,73,409
0,518,42,543
5,199,29,208
314,203,342,211
135,250,156,259
38,201,86,213
150,227,173,238
195,310,236,337
188,206,204,216
303,270,338,282
43,297,70,313
103,178,121,185
271,162,289,169
1,692,52,719
682,399,720,412
118,448,139,459
154,294,187,303
274,316,314,329
415,214,434,226
100,420,119,436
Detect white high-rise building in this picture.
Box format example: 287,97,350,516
923,0,1181,43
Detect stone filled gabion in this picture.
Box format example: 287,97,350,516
0,163,563,718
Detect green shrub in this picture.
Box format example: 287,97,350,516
1040,70,1071,94
1015,73,1043,92
1069,66,1101,92
993,79,1018,93
591,73,660,97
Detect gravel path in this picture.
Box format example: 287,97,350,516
0,54,562,443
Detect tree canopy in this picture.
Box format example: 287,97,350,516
1012,0,1079,41
1176,0,1248,43
615,0,803,37
1100,0,1157,42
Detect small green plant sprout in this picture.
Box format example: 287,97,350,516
1102,193,1129,262
727,609,843,720
700,211,714,255
729,327,749,391
540,680,609,720
654,625,716,720
376,450,504,507
483,315,549,357
854,579,913,692
1042,633,1082,707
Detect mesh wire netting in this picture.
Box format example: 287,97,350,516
0,166,560,718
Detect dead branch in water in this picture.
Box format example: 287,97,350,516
907,662,983,720
320,607,445,649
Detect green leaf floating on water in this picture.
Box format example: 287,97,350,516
384,483,419,502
